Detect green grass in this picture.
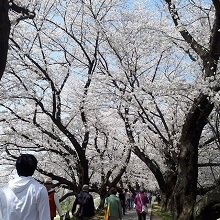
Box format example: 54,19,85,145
151,203,172,220
93,209,105,220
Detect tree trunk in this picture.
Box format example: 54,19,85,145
172,94,213,220
194,185,220,220
78,157,89,187
161,174,177,211
0,0,10,79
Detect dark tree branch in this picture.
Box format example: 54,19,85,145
9,0,35,21
0,0,10,79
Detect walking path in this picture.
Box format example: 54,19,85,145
122,202,152,220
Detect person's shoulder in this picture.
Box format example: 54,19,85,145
84,192,93,199
115,196,120,201
110,194,119,199
31,178,42,186
88,192,93,197
78,191,85,196
0,183,9,193
48,189,56,195
83,191,91,196
30,179,47,190
78,191,86,198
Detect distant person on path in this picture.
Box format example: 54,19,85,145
0,154,50,220
44,177,63,220
156,193,161,204
104,187,122,220
72,184,95,220
134,188,149,220
148,192,152,204
124,189,129,211
132,191,137,208
118,188,126,215
128,190,134,210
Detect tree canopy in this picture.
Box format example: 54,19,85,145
0,0,220,219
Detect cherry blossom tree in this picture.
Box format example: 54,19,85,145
0,0,136,203
1,1,220,219
96,0,220,219
96,0,192,210
0,0,35,79
161,0,220,219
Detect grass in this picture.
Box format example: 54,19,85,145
93,209,105,220
151,203,172,220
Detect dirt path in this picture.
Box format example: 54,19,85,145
122,203,152,220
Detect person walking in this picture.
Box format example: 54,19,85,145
148,192,152,204
134,188,149,220
124,189,129,212
127,190,133,210
44,177,63,220
72,184,95,220
0,154,50,220
104,187,122,220
118,188,126,215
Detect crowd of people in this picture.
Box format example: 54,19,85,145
0,153,157,220
0,154,96,220
104,187,154,220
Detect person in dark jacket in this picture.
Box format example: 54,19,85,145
118,188,126,215
72,184,95,220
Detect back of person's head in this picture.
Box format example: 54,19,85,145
118,188,123,193
16,154,38,177
109,187,117,195
44,177,53,184
82,184,89,191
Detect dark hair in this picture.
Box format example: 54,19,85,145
109,187,117,195
16,154,38,177
118,188,123,193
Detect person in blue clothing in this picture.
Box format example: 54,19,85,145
72,184,95,220
104,187,122,220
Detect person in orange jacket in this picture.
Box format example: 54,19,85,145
44,177,63,220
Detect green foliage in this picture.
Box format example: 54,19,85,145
152,203,172,220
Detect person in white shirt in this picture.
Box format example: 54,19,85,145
0,154,50,220
44,177,63,220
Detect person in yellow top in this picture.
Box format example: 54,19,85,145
44,177,64,220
